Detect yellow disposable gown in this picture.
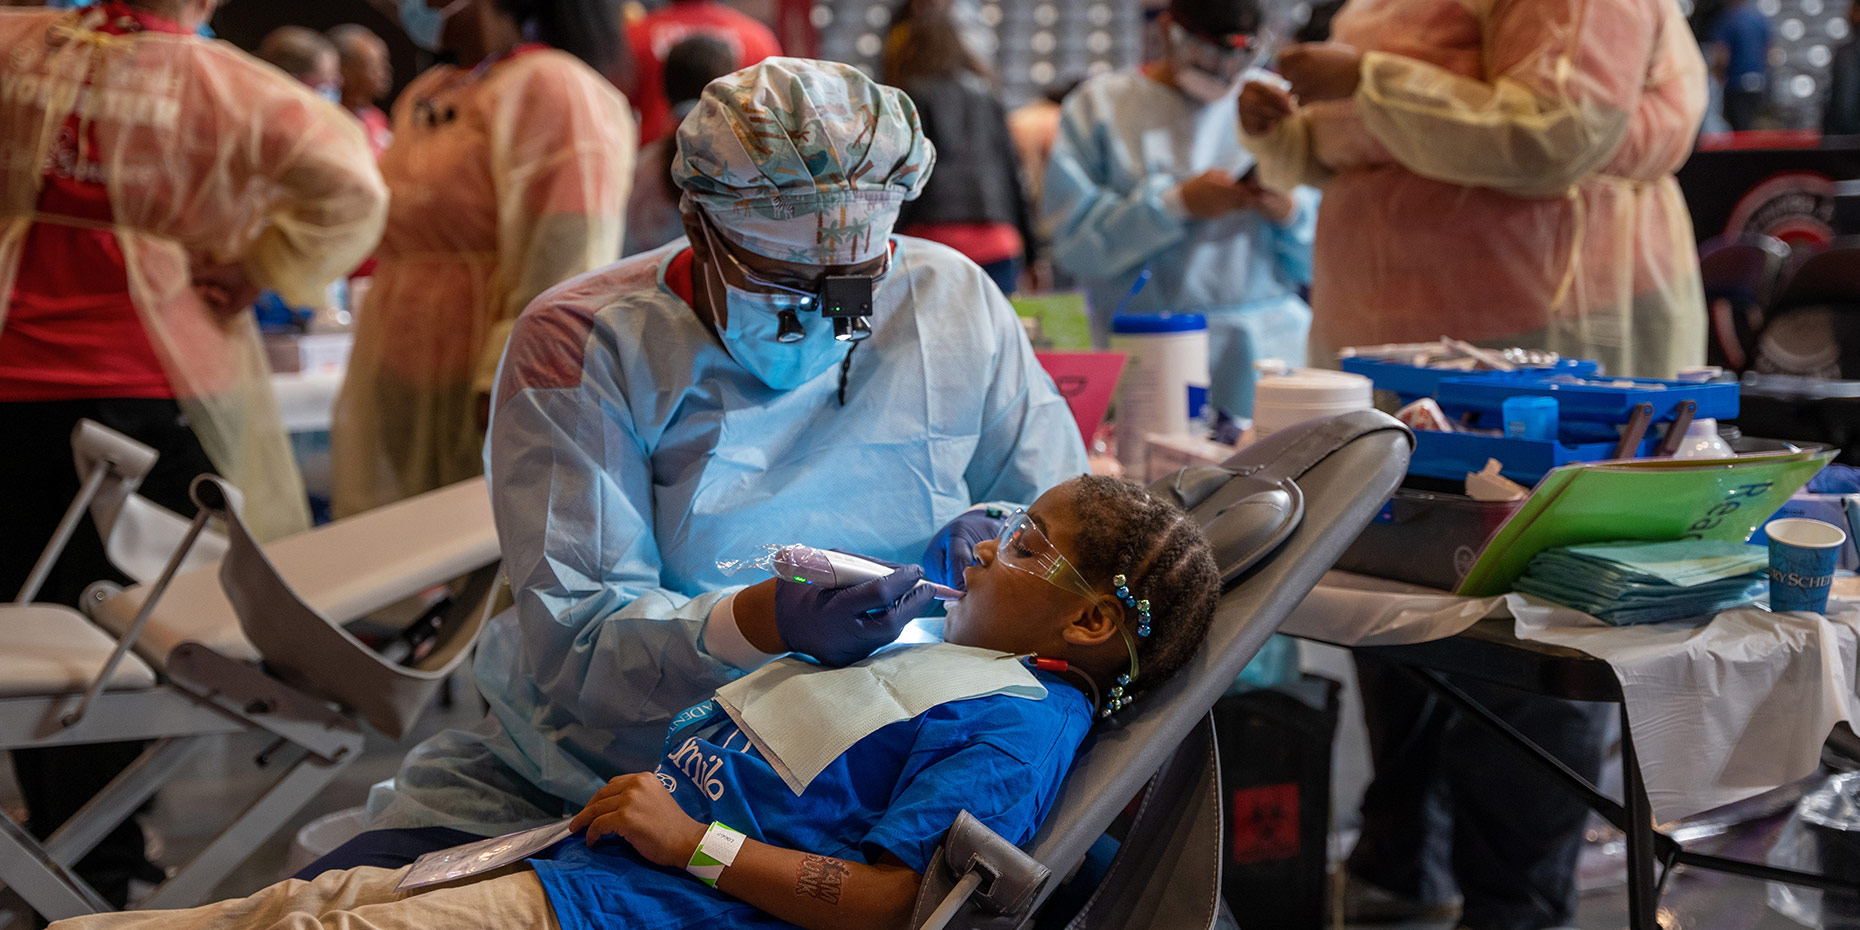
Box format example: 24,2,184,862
1245,0,1709,377
0,9,387,540
331,49,635,517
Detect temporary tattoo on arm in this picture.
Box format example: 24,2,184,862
794,854,850,904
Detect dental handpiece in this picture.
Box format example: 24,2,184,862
770,546,964,600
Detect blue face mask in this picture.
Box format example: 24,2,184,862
400,0,468,52
718,283,849,391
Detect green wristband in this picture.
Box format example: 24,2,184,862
686,821,745,888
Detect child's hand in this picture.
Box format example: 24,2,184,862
570,773,707,868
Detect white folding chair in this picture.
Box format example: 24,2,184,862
69,419,231,586
0,424,501,921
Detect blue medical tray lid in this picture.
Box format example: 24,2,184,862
1111,313,1208,334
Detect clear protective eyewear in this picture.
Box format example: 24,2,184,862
1168,22,1265,82
995,510,1101,602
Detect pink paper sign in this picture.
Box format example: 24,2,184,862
1035,351,1128,444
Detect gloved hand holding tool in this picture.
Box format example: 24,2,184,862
772,556,937,666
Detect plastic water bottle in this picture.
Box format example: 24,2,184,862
1670,418,1734,459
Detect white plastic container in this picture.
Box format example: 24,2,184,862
1250,366,1373,440
1670,418,1734,459
1110,313,1211,478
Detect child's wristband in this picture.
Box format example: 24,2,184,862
686,822,746,887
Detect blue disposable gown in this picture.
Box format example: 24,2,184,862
1044,69,1320,420
366,237,1089,834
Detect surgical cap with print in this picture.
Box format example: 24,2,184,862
672,57,935,265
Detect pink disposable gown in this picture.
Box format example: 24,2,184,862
331,47,635,517
0,8,387,540
1245,0,1710,377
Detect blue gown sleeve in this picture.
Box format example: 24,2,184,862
479,295,746,783
1042,91,1191,282
859,688,1092,873
1268,187,1321,289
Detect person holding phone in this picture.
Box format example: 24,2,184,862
1044,0,1319,442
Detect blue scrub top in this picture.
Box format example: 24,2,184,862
531,672,1093,930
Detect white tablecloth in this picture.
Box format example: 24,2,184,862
1281,571,1507,646
1512,597,1860,823
1285,572,1860,823
270,369,344,433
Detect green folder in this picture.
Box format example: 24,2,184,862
1010,292,1093,351
1455,449,1834,596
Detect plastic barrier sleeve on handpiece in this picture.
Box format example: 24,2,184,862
774,560,937,667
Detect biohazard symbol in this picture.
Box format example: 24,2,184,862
1229,783,1299,865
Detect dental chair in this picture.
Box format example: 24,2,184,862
0,423,500,921
911,410,1413,930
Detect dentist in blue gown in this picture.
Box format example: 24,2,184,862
300,57,1089,873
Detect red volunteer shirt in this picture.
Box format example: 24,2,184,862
0,2,185,401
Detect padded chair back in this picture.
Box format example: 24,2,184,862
190,476,493,739
1755,240,1860,379
72,420,230,585
1700,234,1789,306
1698,235,1789,371
1772,239,1860,312
911,411,1413,930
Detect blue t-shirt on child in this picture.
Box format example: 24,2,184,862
530,670,1093,930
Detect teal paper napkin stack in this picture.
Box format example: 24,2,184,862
1514,539,1768,625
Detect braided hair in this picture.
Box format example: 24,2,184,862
1063,475,1219,700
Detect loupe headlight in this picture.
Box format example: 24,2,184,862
821,274,876,342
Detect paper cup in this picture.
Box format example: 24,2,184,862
1767,517,1847,614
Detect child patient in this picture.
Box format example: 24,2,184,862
55,475,1220,930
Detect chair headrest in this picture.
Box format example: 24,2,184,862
190,474,238,516
1150,410,1413,584
72,419,158,484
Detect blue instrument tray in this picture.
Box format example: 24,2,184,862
1410,431,1663,484
1339,356,1597,403
1434,372,1739,424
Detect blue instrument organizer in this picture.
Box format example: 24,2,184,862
1434,372,1739,424
1339,355,1597,404
1346,360,1741,483
1410,431,1664,483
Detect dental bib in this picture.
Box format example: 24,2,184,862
713,642,1046,795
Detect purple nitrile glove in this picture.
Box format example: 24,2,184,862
773,557,937,666
921,509,1010,590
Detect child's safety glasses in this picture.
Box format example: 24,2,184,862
994,510,1100,601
